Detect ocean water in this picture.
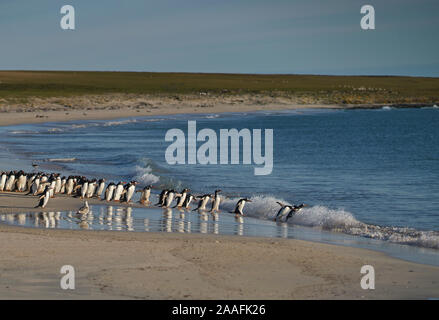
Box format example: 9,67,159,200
0,107,439,263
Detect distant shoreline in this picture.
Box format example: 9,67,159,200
1,70,437,126
0,100,435,127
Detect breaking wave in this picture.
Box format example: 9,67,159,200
220,195,439,250
133,165,160,185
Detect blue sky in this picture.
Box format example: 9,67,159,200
0,0,438,76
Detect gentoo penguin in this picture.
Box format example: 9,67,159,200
124,181,138,203
210,189,222,213
173,188,189,208
104,183,116,202
26,174,37,193
183,194,194,210
193,194,211,211
60,176,67,194
155,189,169,206
112,182,125,202
28,175,40,195
230,198,252,216
137,185,152,205
274,202,294,221
80,180,89,199
16,171,27,192
77,201,90,215
49,179,56,198
0,172,7,191
37,175,48,194
66,177,75,195
4,171,16,191
95,179,106,198
53,176,62,194
86,179,97,198
164,189,176,208
40,174,48,184
285,204,308,222
36,186,52,209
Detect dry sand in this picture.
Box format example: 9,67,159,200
0,192,438,300
0,101,340,127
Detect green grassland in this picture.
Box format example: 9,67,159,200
0,71,438,105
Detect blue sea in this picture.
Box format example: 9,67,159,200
1,106,438,265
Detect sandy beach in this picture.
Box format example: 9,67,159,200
0,98,340,127
0,192,438,299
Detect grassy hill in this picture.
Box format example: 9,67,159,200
1,71,438,105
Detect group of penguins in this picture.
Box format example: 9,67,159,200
0,170,307,221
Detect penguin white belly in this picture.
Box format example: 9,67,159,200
177,193,187,207
0,174,7,191
237,201,245,214
81,183,89,198
17,176,27,192
113,186,124,201
86,184,96,198
66,180,74,195
5,176,15,191
61,180,66,193
200,197,209,210
96,183,106,197
144,190,151,202
106,186,115,201
55,180,62,194
184,196,192,209
49,184,56,198
126,186,135,202
165,193,175,207
42,192,50,208
37,182,47,194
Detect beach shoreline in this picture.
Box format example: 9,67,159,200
0,192,438,299
0,102,334,127
0,97,434,127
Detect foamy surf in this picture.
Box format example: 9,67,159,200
134,165,160,185
220,195,439,250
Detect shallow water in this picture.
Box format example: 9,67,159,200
2,204,438,266
0,107,438,261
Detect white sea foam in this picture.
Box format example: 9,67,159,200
9,130,38,134
134,165,160,185
103,119,138,127
220,195,439,249
205,114,220,119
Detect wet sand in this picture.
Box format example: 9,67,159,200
0,192,438,299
